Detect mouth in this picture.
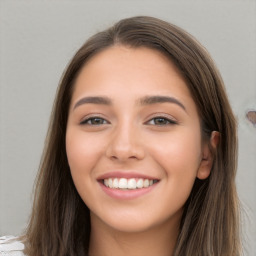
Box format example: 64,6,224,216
97,172,160,199
102,178,159,190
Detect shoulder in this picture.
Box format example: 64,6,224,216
0,236,25,256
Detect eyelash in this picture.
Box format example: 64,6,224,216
80,116,177,126
146,116,177,126
80,117,109,125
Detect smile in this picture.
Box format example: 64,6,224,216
103,178,158,190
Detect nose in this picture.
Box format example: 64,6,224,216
105,123,145,162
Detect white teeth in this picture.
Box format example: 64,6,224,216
104,179,109,187
136,179,143,189
113,178,119,188
108,178,113,188
103,178,157,189
118,178,127,189
143,179,149,187
127,178,136,189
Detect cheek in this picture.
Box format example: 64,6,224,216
65,129,104,179
148,129,202,168
146,129,202,193
65,129,104,209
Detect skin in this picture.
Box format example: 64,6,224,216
66,46,216,256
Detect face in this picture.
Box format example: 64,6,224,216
66,46,212,233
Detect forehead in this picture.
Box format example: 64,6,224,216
71,46,195,111
79,45,183,81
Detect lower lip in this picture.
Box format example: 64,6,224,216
99,182,158,200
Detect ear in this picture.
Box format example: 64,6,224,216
197,131,220,180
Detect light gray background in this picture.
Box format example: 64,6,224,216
0,0,255,255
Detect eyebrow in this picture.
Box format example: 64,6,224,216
73,96,112,110
73,95,186,112
139,96,186,111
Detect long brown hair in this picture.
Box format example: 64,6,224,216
24,16,241,255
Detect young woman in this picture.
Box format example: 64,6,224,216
0,16,241,256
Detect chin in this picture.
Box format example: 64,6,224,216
107,219,155,233
91,208,182,234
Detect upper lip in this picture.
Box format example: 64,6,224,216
97,171,159,181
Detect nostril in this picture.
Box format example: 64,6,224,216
246,110,256,127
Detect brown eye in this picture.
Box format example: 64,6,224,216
81,117,108,125
147,117,177,126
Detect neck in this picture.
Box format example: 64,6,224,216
88,213,180,256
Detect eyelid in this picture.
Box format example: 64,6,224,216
79,114,110,125
145,113,178,125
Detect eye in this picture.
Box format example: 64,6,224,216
80,117,108,125
147,117,177,126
